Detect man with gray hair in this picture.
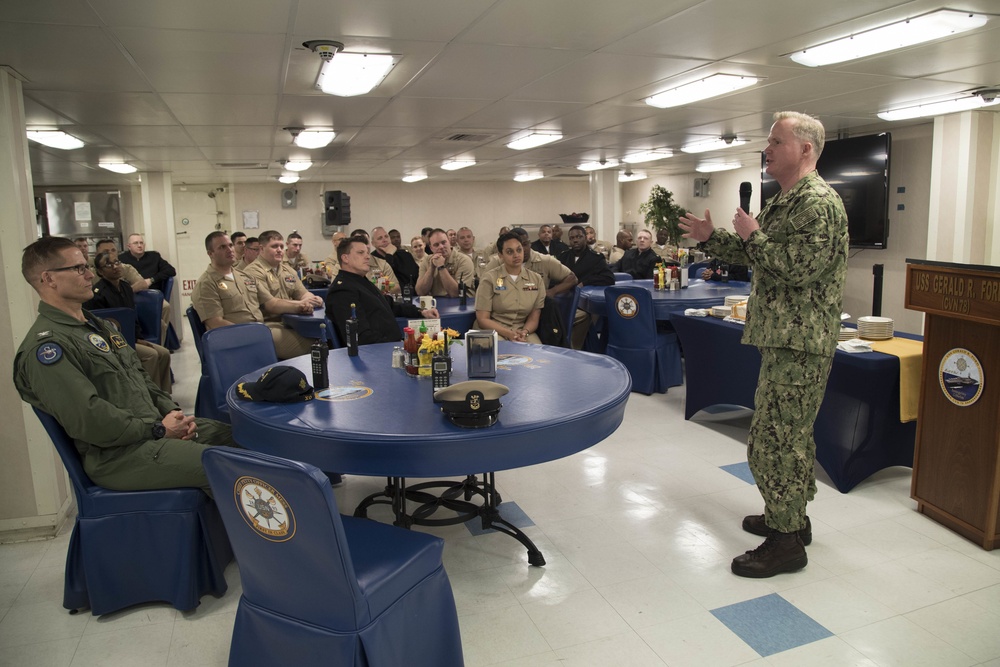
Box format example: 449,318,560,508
679,110,848,578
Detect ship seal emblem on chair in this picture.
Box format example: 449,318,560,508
236,477,296,542
615,294,638,318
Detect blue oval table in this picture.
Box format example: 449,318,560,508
227,341,631,565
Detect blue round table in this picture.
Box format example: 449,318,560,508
227,341,631,564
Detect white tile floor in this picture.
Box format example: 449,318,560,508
2,341,1000,666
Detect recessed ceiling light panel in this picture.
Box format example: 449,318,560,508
27,130,85,150
507,132,562,150
645,74,759,108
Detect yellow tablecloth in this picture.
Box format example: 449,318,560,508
869,338,924,422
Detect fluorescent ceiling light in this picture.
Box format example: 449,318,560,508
789,10,989,67
441,159,475,171
513,171,544,182
878,94,999,121
311,41,395,97
681,137,748,154
645,74,759,108
622,150,673,164
402,173,427,183
284,160,312,171
98,162,138,174
293,129,335,149
27,130,85,150
577,159,619,171
507,132,562,150
278,174,300,184
696,162,742,173
619,171,647,182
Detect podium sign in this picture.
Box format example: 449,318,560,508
905,260,1000,550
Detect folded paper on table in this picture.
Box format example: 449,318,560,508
870,337,923,423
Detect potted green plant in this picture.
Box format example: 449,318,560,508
639,184,686,247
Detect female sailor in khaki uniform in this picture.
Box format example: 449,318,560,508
474,232,546,344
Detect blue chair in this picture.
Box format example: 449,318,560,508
133,289,164,345
613,272,633,283
202,448,464,667
552,285,582,348
186,306,216,418
308,287,328,300
162,277,181,350
32,408,232,616
90,308,137,347
603,285,683,395
688,261,710,280
201,323,277,423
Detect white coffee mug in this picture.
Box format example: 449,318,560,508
419,296,437,309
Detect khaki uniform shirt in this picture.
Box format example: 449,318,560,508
458,248,491,279
241,257,308,321
653,242,677,259
589,240,612,261
190,264,264,324
608,246,627,265
702,170,848,357
474,266,546,330
483,251,572,289
283,252,310,272
418,250,476,296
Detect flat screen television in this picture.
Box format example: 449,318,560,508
760,132,891,249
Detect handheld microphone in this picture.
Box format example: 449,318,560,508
739,182,752,214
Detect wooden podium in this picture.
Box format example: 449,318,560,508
905,259,1000,550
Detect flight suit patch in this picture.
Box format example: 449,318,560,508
88,333,111,352
36,343,63,365
109,333,128,349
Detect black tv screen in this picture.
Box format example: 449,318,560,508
760,132,891,249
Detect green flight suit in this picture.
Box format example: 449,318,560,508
14,302,233,494
702,170,848,533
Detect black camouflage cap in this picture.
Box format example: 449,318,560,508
236,366,314,403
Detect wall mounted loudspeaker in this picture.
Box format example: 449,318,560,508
324,190,351,226
281,188,297,209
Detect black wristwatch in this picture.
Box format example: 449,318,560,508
152,421,166,439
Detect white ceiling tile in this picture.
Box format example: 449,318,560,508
368,98,494,128
293,0,495,41
88,125,195,147
90,0,295,33
24,91,177,125
160,94,278,125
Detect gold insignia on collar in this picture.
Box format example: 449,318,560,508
219,282,228,290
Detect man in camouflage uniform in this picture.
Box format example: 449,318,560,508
679,111,848,578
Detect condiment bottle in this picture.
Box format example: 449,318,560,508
403,327,418,376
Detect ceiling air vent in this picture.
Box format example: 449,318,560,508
215,162,268,169
442,133,494,143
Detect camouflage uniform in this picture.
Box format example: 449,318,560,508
702,170,848,533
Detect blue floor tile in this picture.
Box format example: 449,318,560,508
711,593,832,657
464,501,534,536
720,461,755,484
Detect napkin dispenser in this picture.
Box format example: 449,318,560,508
466,330,498,378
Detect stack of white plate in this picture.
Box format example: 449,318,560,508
711,305,731,318
858,316,894,340
838,327,857,340
724,295,749,306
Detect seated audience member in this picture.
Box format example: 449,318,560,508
95,239,145,290
326,238,438,345
559,224,615,348
371,226,419,289
611,229,660,279
420,227,434,244
234,236,259,271
475,232,546,344
192,232,312,360
455,226,490,280
86,251,172,392
231,231,247,264
608,230,633,265
551,224,564,246
585,226,612,260
350,229,401,294
416,229,476,297
14,236,234,495
283,231,310,272
388,228,403,249
410,236,426,261
482,228,577,297
701,258,750,282
447,229,458,247
321,231,348,276
120,233,176,293
530,224,569,257
653,227,677,259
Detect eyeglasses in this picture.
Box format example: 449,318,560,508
45,263,90,276
98,260,123,270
